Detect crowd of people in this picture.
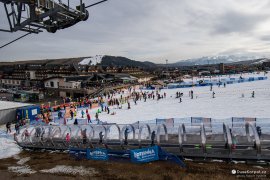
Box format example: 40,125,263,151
5,81,260,148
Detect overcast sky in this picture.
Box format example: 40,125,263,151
1,0,270,63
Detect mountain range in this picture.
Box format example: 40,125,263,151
100,56,157,69
169,55,267,66
1,55,269,68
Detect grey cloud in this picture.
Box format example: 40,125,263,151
260,35,270,41
212,10,269,35
1,0,270,63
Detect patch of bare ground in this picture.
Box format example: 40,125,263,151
0,151,268,180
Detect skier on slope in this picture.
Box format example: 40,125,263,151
6,122,11,134
190,90,194,99
87,113,91,123
74,118,78,125
81,110,85,118
70,110,74,120
252,91,255,98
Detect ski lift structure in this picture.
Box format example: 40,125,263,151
0,0,108,48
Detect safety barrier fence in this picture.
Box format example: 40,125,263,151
14,116,270,160
168,76,268,89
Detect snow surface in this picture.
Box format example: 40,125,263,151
1,72,270,159
17,157,31,165
0,101,32,110
78,55,103,65
0,127,21,159
8,165,36,175
81,72,270,124
0,136,21,159
40,165,97,176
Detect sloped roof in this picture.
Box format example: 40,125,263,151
0,101,33,111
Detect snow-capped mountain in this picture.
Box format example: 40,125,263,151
171,55,264,66
78,55,104,65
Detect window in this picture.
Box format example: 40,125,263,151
50,81,54,87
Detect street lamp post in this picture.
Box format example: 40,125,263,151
166,59,168,80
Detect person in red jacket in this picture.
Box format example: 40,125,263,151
66,133,70,143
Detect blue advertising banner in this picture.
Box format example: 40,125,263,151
86,148,108,161
130,146,159,163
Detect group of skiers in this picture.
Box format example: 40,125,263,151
6,120,26,135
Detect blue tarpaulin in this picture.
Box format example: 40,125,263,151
16,105,40,122
69,146,185,168
87,148,109,161
130,146,159,163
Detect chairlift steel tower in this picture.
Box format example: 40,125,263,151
0,0,107,34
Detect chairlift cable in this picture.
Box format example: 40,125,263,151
85,0,108,8
0,32,32,49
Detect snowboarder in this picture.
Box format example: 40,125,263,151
190,90,194,99
179,97,182,103
212,92,215,98
224,83,226,88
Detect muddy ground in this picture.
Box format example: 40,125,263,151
0,151,269,180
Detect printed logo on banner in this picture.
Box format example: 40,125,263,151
131,146,159,163
86,148,108,161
